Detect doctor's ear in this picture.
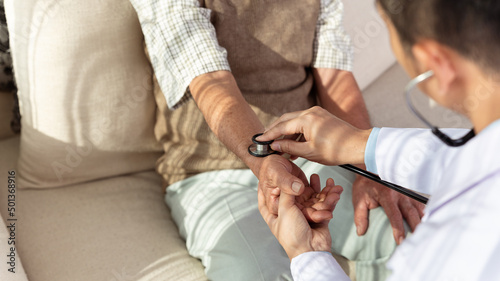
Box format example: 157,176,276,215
412,40,458,95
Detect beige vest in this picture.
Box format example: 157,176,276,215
154,0,320,186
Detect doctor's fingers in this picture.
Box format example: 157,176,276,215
271,139,316,162
259,106,335,142
267,106,333,129
257,114,309,143
263,110,307,136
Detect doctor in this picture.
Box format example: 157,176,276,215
257,0,500,280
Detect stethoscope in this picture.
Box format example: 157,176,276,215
248,71,476,205
406,70,475,147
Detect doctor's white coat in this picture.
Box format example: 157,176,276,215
291,121,500,281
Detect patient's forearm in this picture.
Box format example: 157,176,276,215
189,70,265,176
313,68,371,130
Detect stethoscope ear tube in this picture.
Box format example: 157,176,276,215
406,70,475,147
339,164,429,205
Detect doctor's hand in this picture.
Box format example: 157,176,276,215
258,177,343,260
352,176,425,245
257,107,371,166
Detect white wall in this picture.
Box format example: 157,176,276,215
342,0,396,90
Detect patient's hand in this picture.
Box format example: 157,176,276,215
258,154,312,215
258,175,343,260
296,174,343,223
352,176,424,245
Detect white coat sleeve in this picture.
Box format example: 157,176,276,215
374,127,470,195
291,252,351,281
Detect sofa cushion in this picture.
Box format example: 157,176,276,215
5,0,162,188
0,136,207,281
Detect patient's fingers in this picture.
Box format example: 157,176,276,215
310,174,321,194
258,187,277,227
303,208,333,222
303,182,343,223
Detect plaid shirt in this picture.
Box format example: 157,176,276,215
130,0,353,109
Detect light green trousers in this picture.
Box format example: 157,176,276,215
165,159,397,281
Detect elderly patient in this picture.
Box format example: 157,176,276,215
130,0,424,280
258,0,500,280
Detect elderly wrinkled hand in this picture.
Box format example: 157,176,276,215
352,176,425,245
257,154,311,215
258,175,343,260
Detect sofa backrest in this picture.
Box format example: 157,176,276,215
6,0,162,188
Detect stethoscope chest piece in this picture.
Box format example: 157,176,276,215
248,133,279,157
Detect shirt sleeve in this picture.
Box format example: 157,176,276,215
364,127,381,174
374,127,470,195
291,252,351,281
129,0,231,109
312,0,353,71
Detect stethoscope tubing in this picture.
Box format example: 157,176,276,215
249,134,430,204
339,164,429,205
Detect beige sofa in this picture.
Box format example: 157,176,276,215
0,0,471,281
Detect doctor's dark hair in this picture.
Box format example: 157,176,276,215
377,0,500,73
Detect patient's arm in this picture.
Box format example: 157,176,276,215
190,71,313,215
